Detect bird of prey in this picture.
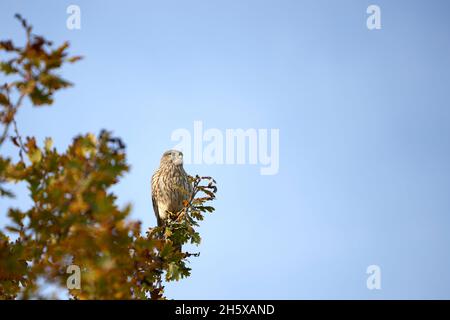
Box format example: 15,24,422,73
151,150,192,227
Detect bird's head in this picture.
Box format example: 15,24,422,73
161,149,184,166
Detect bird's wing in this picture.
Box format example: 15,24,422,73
152,193,162,227
151,174,162,227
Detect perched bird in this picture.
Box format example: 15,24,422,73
151,150,192,227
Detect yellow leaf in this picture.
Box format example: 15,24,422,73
87,133,97,146
28,148,42,164
44,137,53,152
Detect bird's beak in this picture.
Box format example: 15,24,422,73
174,154,183,165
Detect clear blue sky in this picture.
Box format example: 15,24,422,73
1,0,450,299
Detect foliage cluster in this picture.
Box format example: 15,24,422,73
0,15,217,299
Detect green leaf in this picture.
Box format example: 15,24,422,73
29,87,53,106
0,61,18,75
0,186,15,198
67,56,83,63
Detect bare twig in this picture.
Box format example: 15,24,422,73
12,117,26,162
